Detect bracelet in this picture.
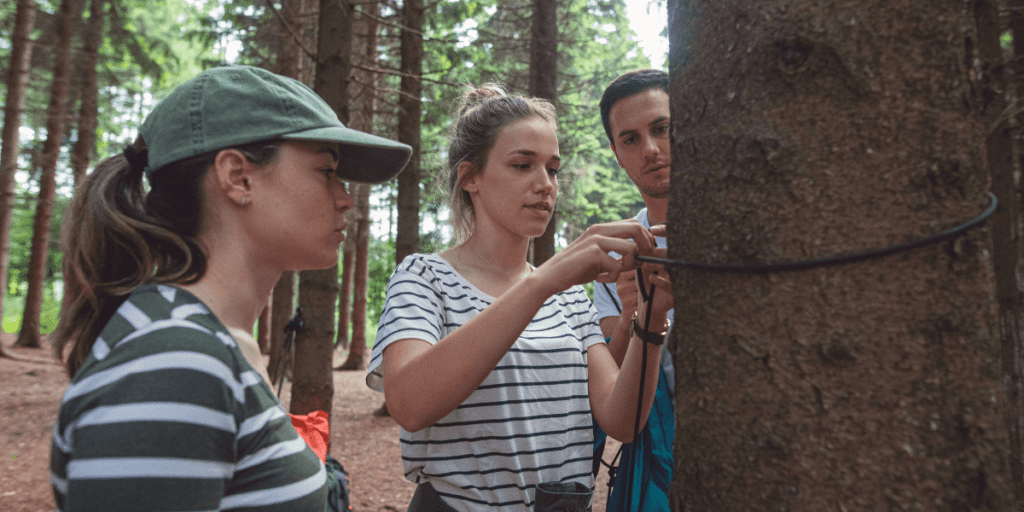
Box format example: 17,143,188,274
631,313,668,346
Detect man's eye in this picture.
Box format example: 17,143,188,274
654,124,669,135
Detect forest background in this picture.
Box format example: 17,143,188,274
0,0,667,365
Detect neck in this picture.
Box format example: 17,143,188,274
643,196,668,226
462,229,531,273
178,242,278,334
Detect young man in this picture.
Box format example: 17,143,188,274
592,68,674,512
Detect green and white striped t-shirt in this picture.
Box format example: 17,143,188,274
368,253,604,511
50,284,326,511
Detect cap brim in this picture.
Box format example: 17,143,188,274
282,126,412,184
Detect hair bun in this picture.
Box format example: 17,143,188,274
458,83,508,116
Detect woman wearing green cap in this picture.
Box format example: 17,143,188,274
367,84,672,511
49,65,412,511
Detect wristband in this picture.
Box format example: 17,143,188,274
631,312,668,346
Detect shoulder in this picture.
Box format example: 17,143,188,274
75,284,243,382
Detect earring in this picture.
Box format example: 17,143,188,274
241,196,246,207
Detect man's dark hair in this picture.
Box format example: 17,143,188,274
600,69,669,146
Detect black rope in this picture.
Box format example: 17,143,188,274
636,192,998,273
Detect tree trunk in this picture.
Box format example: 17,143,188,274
16,0,83,349
528,0,557,266
289,0,353,421
62,0,104,318
977,0,1024,502
0,0,37,356
336,0,378,362
269,271,295,385
268,0,313,382
668,0,1015,508
395,0,422,264
257,297,271,355
336,226,354,352
339,184,370,370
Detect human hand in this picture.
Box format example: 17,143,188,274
634,246,673,330
534,219,656,295
615,269,639,317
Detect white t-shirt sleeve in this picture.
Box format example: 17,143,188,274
366,255,444,392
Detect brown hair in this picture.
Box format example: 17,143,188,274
55,136,280,378
445,84,556,239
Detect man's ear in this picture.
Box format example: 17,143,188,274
457,161,480,193
212,149,251,206
609,142,625,170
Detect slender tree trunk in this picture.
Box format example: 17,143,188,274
340,184,370,370
978,0,1024,502
269,0,313,381
269,271,295,385
0,0,37,357
336,225,354,352
528,0,557,266
395,0,422,265
16,0,83,349
289,0,353,422
668,0,1015,508
257,297,271,354
63,0,104,318
337,0,379,368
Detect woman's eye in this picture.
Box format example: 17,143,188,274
513,163,530,170
547,167,559,175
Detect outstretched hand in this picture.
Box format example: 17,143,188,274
533,219,657,296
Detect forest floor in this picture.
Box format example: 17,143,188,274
0,336,615,511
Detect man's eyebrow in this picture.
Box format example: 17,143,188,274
509,149,561,161
648,116,669,128
616,116,671,140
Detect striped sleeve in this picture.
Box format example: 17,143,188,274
367,254,446,392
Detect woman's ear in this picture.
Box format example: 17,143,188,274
213,149,252,207
458,161,479,194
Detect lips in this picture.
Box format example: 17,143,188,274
646,163,670,174
525,201,552,212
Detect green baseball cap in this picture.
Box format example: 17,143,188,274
140,65,412,184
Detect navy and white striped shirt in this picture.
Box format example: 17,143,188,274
368,253,603,511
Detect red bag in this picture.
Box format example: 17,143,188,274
289,410,330,462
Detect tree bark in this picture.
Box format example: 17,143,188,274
668,0,1015,508
977,0,1024,502
395,0,422,265
62,0,105,318
257,297,271,355
339,184,370,370
528,0,557,266
337,0,379,366
0,0,37,356
16,0,83,349
336,225,354,352
268,0,312,382
269,271,295,385
289,0,353,421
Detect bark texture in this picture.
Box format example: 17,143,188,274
338,3,379,369
0,0,36,357
668,0,1015,508
340,184,371,370
16,0,83,348
394,0,422,265
290,0,353,420
976,0,1024,503
528,0,557,266
269,271,296,386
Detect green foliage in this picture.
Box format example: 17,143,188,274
0,0,661,335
